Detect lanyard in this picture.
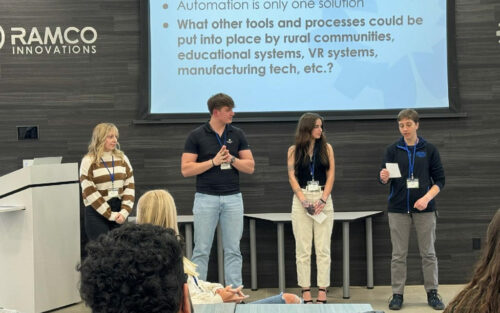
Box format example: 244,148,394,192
309,145,316,180
100,156,115,183
405,143,417,179
214,125,227,147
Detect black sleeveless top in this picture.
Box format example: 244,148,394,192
296,141,328,188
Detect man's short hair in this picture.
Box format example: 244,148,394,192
397,108,419,123
78,224,185,313
207,93,234,114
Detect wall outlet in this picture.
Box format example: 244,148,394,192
472,238,481,250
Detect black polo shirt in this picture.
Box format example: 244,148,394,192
184,122,251,195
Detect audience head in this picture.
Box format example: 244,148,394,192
481,209,500,273
444,208,500,313
136,189,179,234
78,223,191,313
207,93,234,115
136,189,199,277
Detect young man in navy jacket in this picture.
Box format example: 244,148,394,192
379,109,445,311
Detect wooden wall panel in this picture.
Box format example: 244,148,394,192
0,0,499,287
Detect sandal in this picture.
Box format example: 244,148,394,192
316,288,328,304
301,288,313,304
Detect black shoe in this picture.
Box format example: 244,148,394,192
427,289,445,310
389,294,403,310
316,288,328,304
301,288,313,304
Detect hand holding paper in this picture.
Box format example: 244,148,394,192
307,211,327,224
386,163,402,178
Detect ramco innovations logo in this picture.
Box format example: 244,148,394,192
0,25,97,55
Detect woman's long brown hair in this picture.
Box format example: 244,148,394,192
444,209,500,313
294,113,329,171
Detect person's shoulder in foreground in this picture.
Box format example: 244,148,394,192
78,223,193,313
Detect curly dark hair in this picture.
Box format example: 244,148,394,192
78,223,185,313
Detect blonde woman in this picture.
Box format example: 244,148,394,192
136,189,301,305
80,123,135,240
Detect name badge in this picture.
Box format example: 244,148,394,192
108,188,119,198
406,178,419,189
220,162,232,170
306,180,320,192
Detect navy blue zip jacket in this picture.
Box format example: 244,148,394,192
380,136,445,213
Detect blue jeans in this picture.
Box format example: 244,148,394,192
249,293,291,304
191,192,244,287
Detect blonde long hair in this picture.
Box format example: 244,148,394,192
136,189,198,276
86,123,124,165
136,189,179,234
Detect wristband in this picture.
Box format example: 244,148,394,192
211,159,215,167
319,198,327,204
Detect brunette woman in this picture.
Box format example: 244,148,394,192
287,113,335,303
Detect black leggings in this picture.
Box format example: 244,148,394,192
84,198,122,241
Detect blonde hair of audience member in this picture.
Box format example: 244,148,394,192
136,189,197,276
136,190,248,302
444,209,500,313
135,189,300,304
137,189,179,233
86,123,124,166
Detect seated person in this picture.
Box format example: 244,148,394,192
443,209,500,313
136,189,301,304
78,223,192,313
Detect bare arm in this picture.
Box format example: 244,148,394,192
182,145,243,177
181,153,212,177
228,149,255,174
287,146,306,202
313,144,335,214
321,143,335,201
414,185,440,211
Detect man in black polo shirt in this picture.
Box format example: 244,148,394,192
181,93,255,287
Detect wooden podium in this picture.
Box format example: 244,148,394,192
0,163,81,313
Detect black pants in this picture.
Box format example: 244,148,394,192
84,198,121,241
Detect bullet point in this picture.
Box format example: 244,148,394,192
163,22,169,28
163,3,168,9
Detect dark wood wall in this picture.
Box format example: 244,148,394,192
1,0,499,287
